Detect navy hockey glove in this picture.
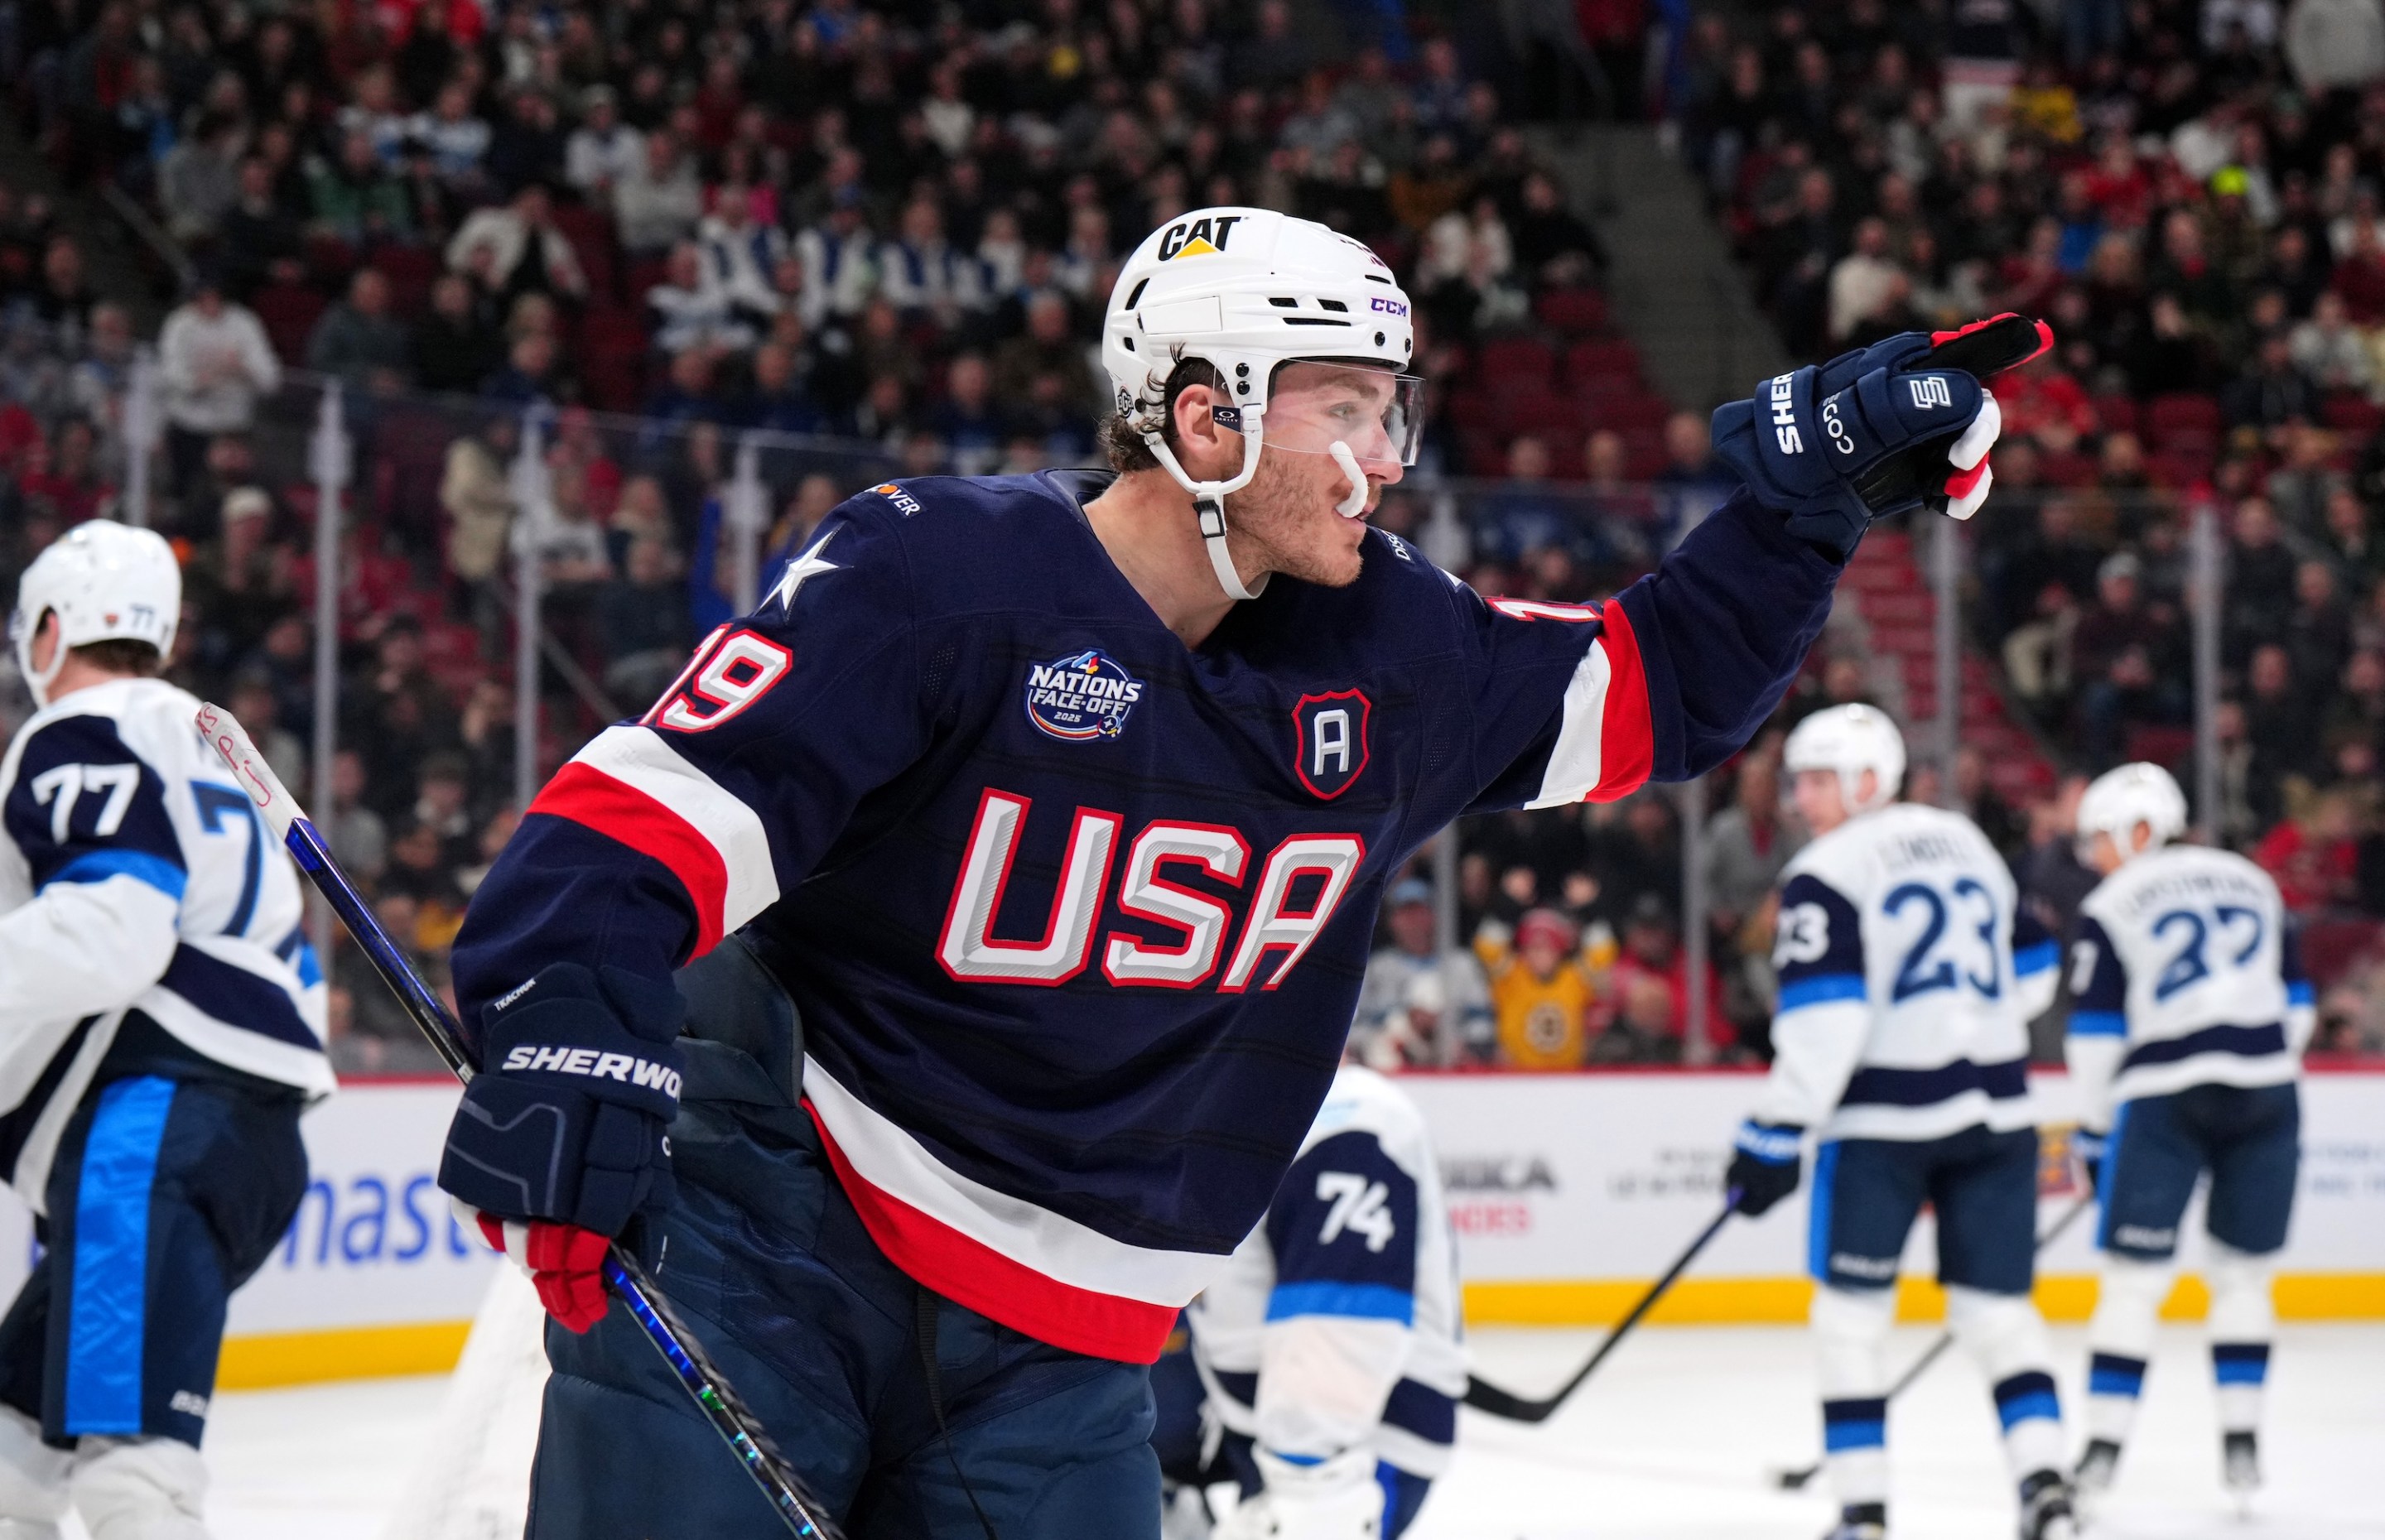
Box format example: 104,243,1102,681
1712,314,2050,561
2074,1129,2108,1193
439,962,685,1331
1727,1119,1804,1217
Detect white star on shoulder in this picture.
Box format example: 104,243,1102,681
765,527,841,612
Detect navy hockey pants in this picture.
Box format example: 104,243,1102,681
1809,1124,2039,1294
2099,1081,2299,1260
528,1039,1160,1539
0,1074,308,1448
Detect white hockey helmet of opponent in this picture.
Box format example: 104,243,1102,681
10,519,181,707
1101,207,1422,601
2074,761,2187,866
1783,703,1906,817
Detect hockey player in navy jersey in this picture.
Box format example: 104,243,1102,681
436,205,2020,1538
2063,764,2310,1516
1724,706,2075,1540
1153,1061,1463,1540
0,522,331,1540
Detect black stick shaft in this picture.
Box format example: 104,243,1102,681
277,811,837,1537
1464,1191,1740,1424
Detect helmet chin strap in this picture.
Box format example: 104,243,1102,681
11,611,62,710
1143,413,1270,603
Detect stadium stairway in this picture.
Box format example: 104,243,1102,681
1841,527,2059,805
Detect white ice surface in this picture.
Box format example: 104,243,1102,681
109,1324,2385,1538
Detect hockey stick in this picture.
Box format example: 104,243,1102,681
195,704,840,1540
1772,1191,2098,1489
1462,1190,1740,1424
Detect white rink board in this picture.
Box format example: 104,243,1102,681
1401,1068,2385,1284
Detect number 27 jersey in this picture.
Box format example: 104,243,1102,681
1757,803,2058,1142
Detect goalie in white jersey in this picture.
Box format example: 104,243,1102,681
1722,706,2074,1540
0,522,332,1540
2063,763,2310,1514
1156,1062,1464,1540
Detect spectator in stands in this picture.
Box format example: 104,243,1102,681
2256,789,2363,908
2246,642,2323,824
1511,170,1607,286
2074,551,2183,766
1702,748,1803,942
2291,291,2374,393
2285,0,2385,94
479,330,562,407
1828,216,1906,343
611,128,704,258
157,272,280,499
646,241,749,358
2224,328,2321,431
309,128,418,248
879,197,985,332
306,267,412,396
793,191,879,329
412,272,497,394
1482,907,1598,1070
565,85,643,201
2289,559,2356,687
696,180,790,325
1600,894,1717,1062
217,156,306,300
446,181,587,309
486,84,568,197
597,536,693,706
2229,496,2303,655
1482,435,1573,561
440,411,518,592
1354,878,1495,1069
413,79,494,198
323,748,388,887
159,112,243,245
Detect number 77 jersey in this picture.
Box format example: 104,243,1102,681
0,677,332,1208
1756,803,2060,1142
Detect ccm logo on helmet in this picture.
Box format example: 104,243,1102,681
500,1044,684,1098
1369,296,1409,316
1157,214,1244,260
1769,373,1802,455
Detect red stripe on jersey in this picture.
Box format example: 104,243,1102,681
528,763,727,957
802,1101,1178,1364
1590,599,1652,801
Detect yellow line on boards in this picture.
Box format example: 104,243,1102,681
1461,1273,2385,1327
217,1321,474,1388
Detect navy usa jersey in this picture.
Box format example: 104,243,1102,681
454,469,1838,1361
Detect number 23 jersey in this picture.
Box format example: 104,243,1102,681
1756,803,2058,1142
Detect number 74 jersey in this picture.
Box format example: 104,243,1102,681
0,678,331,1207
2065,845,2310,1132
1756,803,2060,1142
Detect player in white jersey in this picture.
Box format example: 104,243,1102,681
0,522,333,1540
2061,763,2310,1514
1722,706,2074,1540
1154,1062,1464,1540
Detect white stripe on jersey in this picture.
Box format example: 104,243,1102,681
1525,641,1614,809
799,1053,1219,1306
571,725,783,935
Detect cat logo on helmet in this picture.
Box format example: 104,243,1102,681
1157,214,1244,260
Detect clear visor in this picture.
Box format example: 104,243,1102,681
1258,360,1425,470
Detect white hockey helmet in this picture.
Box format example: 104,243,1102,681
10,520,181,706
1100,207,1422,599
1783,704,1906,816
2074,762,2187,865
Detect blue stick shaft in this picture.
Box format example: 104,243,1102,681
278,814,835,1537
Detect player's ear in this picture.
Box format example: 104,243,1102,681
1169,379,1238,479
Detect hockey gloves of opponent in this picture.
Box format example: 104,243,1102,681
1215,1447,1384,1540
1727,1119,1805,1219
1711,314,2051,563
438,961,687,1332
